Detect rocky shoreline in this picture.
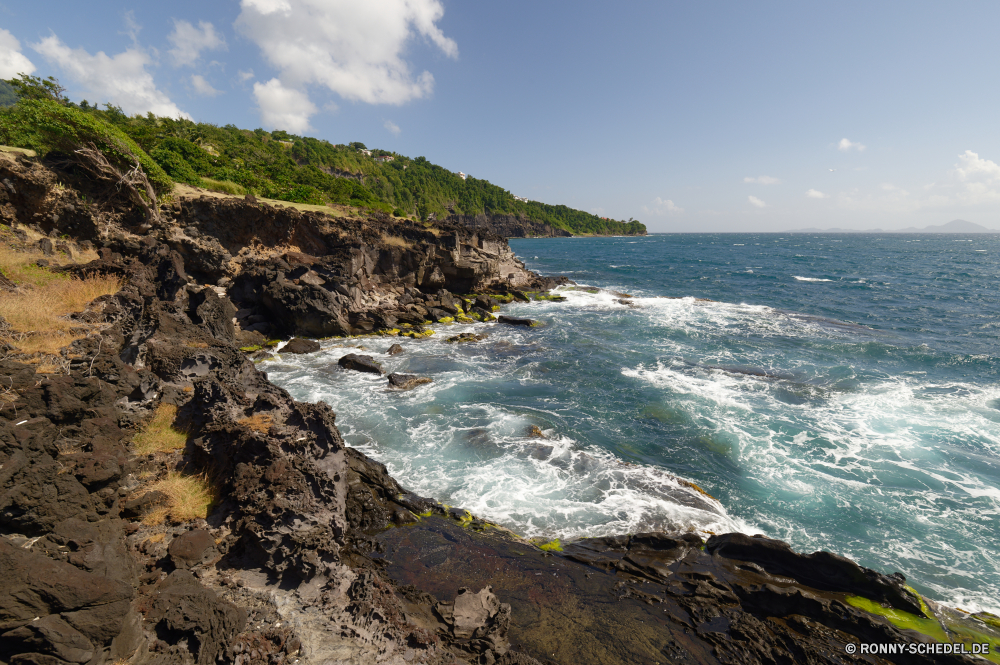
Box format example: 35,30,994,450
2,151,998,664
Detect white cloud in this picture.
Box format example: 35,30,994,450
805,189,828,199
0,28,36,78
32,35,189,119
384,119,400,135
253,78,317,132
168,20,227,67
236,0,458,113
743,175,781,185
642,197,683,215
237,69,255,82
838,138,866,152
748,196,767,208
954,150,1000,182
190,74,222,97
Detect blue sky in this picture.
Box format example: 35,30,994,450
2,1,1000,232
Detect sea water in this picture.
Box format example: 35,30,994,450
264,233,1000,615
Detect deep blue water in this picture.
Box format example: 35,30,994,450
266,233,1000,614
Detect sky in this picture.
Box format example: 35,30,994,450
2,1,1000,232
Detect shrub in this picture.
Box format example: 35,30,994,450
0,99,173,198
149,146,203,186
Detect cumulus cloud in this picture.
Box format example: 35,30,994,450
954,150,1000,182
191,74,222,97
748,196,767,208
384,119,400,136
838,138,866,152
744,175,780,185
32,35,189,118
0,28,36,78
168,20,227,67
642,197,683,215
806,189,828,199
253,78,317,132
236,0,458,127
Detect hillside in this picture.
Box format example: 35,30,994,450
0,75,645,237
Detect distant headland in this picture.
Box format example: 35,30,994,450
787,219,999,233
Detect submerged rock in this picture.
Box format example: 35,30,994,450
282,337,321,354
338,353,384,374
497,316,538,327
388,373,432,390
447,332,488,343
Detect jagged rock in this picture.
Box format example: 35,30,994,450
387,374,432,390
168,529,217,569
386,343,404,355
143,570,246,665
282,337,321,354
706,533,924,615
447,332,488,343
1,614,95,663
338,353,384,375
497,316,538,327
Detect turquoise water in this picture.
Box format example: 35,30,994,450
265,233,1000,614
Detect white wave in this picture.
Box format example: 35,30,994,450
793,276,834,282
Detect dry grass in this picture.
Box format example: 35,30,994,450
238,412,274,433
141,471,217,525
132,404,187,455
1,239,119,355
381,234,414,250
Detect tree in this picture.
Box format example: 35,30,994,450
3,74,68,104
0,81,17,108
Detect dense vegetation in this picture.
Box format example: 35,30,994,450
0,75,645,235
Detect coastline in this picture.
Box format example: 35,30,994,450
2,152,998,664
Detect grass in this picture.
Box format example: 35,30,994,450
238,412,274,433
381,234,414,249
141,471,217,525
201,177,246,196
1,237,117,355
132,404,187,455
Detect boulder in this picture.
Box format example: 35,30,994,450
144,571,246,665
447,332,488,343
338,353,384,375
387,374,432,390
283,337,321,354
168,529,217,569
497,316,538,327
386,343,404,355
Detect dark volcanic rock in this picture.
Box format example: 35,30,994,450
387,373,433,390
168,529,218,570
143,570,245,664
706,532,925,615
497,316,538,327
447,332,488,343
282,337,321,354
338,353,384,375
446,213,573,238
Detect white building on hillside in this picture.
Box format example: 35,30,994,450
458,171,467,180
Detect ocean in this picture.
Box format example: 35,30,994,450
264,233,1000,615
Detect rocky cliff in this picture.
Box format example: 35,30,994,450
1,152,997,665
445,213,572,238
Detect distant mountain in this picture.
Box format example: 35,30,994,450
788,219,999,233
